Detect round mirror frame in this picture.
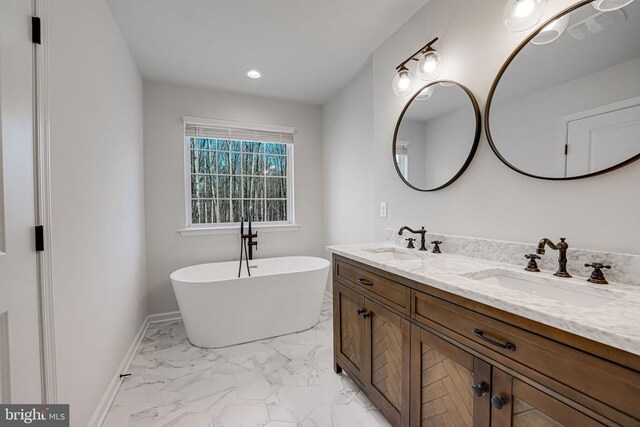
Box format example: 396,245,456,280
392,80,481,192
485,0,640,181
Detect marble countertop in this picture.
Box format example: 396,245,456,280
327,243,640,356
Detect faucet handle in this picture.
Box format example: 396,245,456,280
431,241,442,254
585,263,611,285
585,262,611,269
405,238,416,249
524,254,541,272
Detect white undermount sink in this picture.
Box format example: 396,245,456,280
362,246,421,261
466,269,626,309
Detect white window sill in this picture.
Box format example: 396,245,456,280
178,224,301,236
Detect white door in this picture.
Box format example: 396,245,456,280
0,1,43,403
566,103,640,176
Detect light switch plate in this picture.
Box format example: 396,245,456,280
380,202,387,218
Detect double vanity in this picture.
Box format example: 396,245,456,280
328,242,640,427
341,0,640,424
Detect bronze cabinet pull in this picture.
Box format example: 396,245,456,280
356,309,370,319
473,328,516,351
472,382,488,397
491,395,506,410
356,278,373,286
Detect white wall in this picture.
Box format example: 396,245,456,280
48,0,147,424
321,0,640,255
144,80,324,313
370,0,640,255
322,61,375,246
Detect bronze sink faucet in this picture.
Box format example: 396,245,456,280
536,237,571,278
398,226,427,251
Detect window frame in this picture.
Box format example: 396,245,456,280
181,117,296,233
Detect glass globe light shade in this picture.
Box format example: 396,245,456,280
415,85,436,101
531,14,570,45
592,0,635,11
416,50,442,81
392,68,413,96
504,0,547,32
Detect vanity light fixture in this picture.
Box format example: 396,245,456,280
592,0,635,11
246,69,262,79
531,14,570,44
393,37,440,97
504,0,547,32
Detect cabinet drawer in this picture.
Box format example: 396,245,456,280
335,259,408,313
412,289,640,421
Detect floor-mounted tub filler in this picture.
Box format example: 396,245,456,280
170,256,330,348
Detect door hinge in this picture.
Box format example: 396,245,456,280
32,16,42,44
564,144,568,155
35,225,44,252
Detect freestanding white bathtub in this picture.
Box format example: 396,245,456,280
170,256,330,348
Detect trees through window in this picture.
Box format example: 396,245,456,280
188,137,292,225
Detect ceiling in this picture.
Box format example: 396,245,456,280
107,0,431,105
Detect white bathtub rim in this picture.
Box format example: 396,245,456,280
170,255,330,284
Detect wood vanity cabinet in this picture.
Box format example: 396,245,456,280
332,255,640,427
410,325,605,427
334,281,411,426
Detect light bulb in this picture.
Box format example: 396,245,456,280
515,0,535,17
399,74,411,90
416,51,442,81
415,85,435,101
531,14,570,45
246,70,261,79
592,0,635,11
504,0,547,32
392,68,413,96
422,57,437,73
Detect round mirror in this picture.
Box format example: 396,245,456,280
393,81,481,191
486,0,640,180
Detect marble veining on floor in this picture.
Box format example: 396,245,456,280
103,300,391,427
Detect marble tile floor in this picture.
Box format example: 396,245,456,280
103,300,391,427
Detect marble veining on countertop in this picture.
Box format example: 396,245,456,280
327,243,640,356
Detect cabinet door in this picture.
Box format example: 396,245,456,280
410,325,491,427
334,283,367,380
491,368,605,427
365,299,411,427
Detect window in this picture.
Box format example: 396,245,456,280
395,142,409,179
184,119,294,228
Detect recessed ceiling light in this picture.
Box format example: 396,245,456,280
246,70,261,79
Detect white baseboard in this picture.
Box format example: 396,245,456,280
148,310,182,323
86,311,182,427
